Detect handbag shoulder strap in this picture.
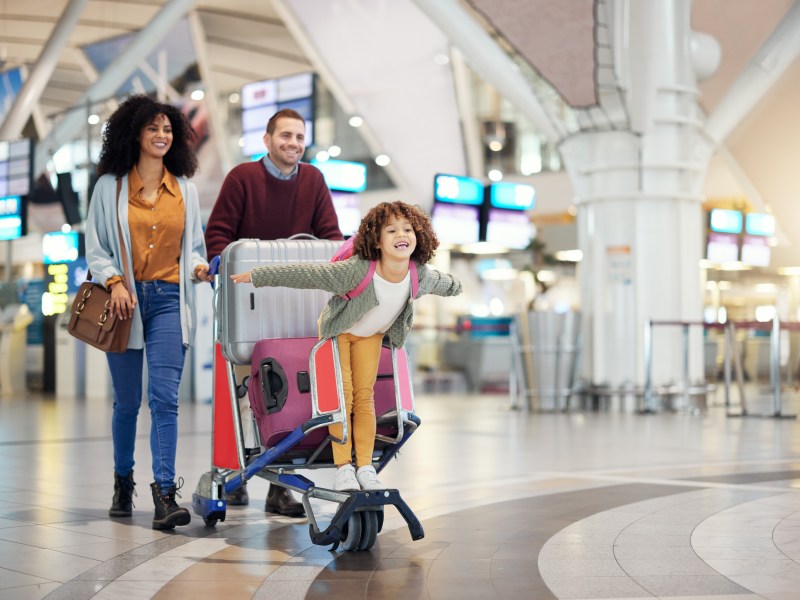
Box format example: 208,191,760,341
115,177,131,292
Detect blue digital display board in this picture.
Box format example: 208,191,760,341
433,174,483,206
310,158,367,193
745,213,775,236
0,195,22,241
43,231,81,264
709,208,743,234
488,182,535,210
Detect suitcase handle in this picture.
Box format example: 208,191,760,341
260,358,289,414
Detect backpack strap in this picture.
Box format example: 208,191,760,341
343,260,419,301
342,260,376,301
409,261,419,298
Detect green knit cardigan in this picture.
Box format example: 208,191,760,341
249,256,462,347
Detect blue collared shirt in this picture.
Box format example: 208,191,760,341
262,154,298,180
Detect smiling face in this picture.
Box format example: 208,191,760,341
378,213,417,261
263,117,305,174
139,113,173,161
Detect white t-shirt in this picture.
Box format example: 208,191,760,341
346,271,410,337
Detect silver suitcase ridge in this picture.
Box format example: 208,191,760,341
218,238,343,365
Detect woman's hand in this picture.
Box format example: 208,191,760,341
230,272,251,284
110,281,136,319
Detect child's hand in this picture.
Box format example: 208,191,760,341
230,272,252,284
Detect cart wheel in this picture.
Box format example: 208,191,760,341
376,506,384,533
357,511,378,551
339,513,363,552
204,516,218,527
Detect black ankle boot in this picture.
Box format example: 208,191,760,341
265,484,305,517
109,471,136,518
150,479,191,530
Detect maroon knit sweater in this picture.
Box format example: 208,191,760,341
205,161,343,259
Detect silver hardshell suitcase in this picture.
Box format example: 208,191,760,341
218,238,342,365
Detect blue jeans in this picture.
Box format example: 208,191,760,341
107,281,186,488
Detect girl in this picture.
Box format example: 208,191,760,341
232,201,461,491
86,95,211,529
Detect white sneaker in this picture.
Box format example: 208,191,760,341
333,464,359,491
356,465,386,491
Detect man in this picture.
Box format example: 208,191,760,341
205,108,342,516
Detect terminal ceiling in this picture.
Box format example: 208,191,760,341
2,0,799,268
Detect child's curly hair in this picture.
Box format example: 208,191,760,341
353,201,439,264
96,94,198,178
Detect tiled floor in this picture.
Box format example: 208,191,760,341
1,387,800,599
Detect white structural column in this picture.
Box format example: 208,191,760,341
559,0,712,390
34,0,199,175
0,0,89,141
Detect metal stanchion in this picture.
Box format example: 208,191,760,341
682,323,690,411
726,318,795,420
641,319,656,414
771,315,782,417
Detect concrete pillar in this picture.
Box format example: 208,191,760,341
560,0,713,391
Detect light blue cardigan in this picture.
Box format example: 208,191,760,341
84,172,208,349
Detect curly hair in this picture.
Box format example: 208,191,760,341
96,94,198,178
353,201,440,265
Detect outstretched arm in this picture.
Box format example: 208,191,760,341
419,265,462,297
231,260,365,296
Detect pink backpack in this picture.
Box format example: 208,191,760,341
332,236,418,301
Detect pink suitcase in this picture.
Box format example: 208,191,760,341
248,336,414,465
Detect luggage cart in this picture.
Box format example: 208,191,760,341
192,239,425,551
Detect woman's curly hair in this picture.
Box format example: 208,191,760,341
96,94,198,178
353,201,439,265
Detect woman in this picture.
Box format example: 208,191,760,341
85,95,211,530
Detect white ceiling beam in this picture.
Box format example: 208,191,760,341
705,0,800,144
34,0,199,175
0,0,88,140
412,0,562,144
187,10,233,175
272,0,410,192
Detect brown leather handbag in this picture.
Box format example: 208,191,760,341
68,178,133,352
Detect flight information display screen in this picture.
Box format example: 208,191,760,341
433,173,483,206
431,202,480,245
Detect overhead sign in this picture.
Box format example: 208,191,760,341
709,208,742,234
745,213,775,237
311,159,367,193
433,173,483,206
488,182,535,210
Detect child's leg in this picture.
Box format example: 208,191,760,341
348,333,384,468
329,334,354,466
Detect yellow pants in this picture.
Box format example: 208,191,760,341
328,332,384,468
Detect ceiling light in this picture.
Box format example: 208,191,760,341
488,169,503,182
555,250,582,262
229,93,240,104
480,268,518,281
190,89,204,101
537,270,557,283
349,116,363,127
375,154,390,167
488,140,503,152
315,150,330,162
459,242,508,255
328,145,341,157
87,114,100,125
